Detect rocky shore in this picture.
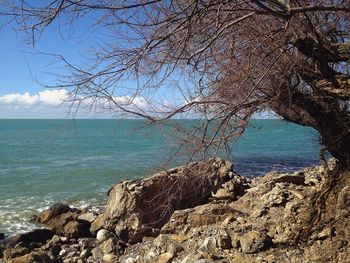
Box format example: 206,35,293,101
1,158,349,263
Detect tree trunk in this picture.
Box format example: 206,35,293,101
271,88,350,168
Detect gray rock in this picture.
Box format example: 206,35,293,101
79,249,90,259
217,230,232,249
199,236,217,252
66,250,78,258
59,249,67,257
78,212,98,223
262,185,288,206
96,229,114,242
240,231,272,254
91,247,104,262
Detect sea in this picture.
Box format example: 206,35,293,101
0,119,320,236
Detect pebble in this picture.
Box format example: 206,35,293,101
97,229,113,242
59,249,67,257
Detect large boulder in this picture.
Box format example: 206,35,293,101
5,229,54,248
37,203,92,239
104,158,237,243
2,229,54,261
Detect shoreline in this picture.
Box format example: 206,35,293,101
0,159,321,238
1,158,349,262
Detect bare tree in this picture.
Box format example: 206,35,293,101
1,0,349,167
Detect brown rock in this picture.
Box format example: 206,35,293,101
162,203,242,234
63,220,92,239
3,246,29,261
36,204,92,239
156,252,173,263
5,229,54,248
217,230,232,249
239,231,272,254
9,252,53,263
37,203,72,223
99,238,115,254
104,158,234,243
90,214,105,235
273,175,305,185
170,234,188,243
102,253,118,263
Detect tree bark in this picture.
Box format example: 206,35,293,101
271,88,350,167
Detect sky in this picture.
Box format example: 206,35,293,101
0,11,274,119
0,15,188,119
0,14,106,118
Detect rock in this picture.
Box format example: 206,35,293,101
79,249,90,259
3,160,348,263
212,188,232,200
96,229,114,242
91,247,104,262
9,252,53,263
217,230,232,249
162,203,242,234
99,238,115,254
5,229,54,248
78,212,98,223
104,158,234,243
79,237,97,251
315,227,334,240
0,233,4,240
284,202,299,217
102,253,119,262
36,203,93,239
3,246,29,261
239,231,272,254
59,249,67,257
170,234,188,243
168,242,183,256
217,160,234,179
262,185,288,207
63,220,92,238
273,174,305,185
90,214,105,235
37,203,72,223
66,250,78,258
272,226,296,245
124,257,137,263
156,252,174,263
336,186,350,211
199,236,217,252
153,234,171,250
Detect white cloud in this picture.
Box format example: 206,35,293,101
38,89,69,106
112,96,148,108
0,89,152,118
0,89,69,107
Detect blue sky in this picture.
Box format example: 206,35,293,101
0,15,109,118
0,16,187,119
0,15,274,119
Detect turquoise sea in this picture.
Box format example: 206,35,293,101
0,119,320,236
